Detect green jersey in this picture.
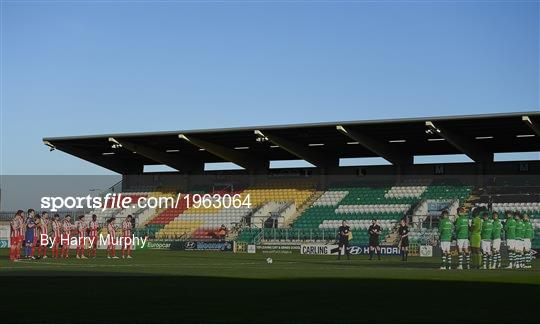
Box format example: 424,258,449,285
504,218,516,240
455,215,469,239
523,220,534,239
515,220,524,240
492,219,502,239
481,219,493,240
439,218,453,242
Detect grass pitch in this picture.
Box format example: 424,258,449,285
1,249,539,323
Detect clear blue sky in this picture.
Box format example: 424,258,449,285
1,1,538,175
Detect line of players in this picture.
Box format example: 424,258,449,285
9,209,134,261
439,208,535,270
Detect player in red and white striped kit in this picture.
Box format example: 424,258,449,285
60,215,73,259
9,210,24,261
121,215,134,259
75,215,88,259
88,214,99,258
51,214,62,259
106,217,119,259
37,212,50,258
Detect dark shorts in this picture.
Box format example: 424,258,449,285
400,238,409,247
369,237,379,247
338,237,349,247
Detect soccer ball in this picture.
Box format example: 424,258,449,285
266,257,273,264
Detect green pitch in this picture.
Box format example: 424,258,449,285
1,249,539,323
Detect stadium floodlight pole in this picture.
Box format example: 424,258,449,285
522,116,540,137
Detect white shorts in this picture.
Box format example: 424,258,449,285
481,240,492,253
523,239,531,251
514,240,524,252
507,239,517,250
457,239,469,250
492,238,501,251
440,241,451,253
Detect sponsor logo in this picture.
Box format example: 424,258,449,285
147,240,172,250
247,245,256,254
257,244,300,254
348,246,400,255
301,244,337,255
189,241,232,251
0,240,9,249
419,245,433,257
185,241,196,249
300,244,400,255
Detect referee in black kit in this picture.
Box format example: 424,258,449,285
368,219,382,260
336,220,351,260
397,219,409,261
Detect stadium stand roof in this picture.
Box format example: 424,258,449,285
43,111,540,174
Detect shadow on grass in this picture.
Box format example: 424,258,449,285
1,275,538,323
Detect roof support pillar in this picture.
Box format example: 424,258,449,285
109,138,203,173
523,116,540,137
425,121,493,163
254,130,338,168
336,125,413,165
49,143,143,174
178,134,268,172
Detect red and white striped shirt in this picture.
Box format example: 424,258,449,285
62,220,72,235
15,215,24,237
88,220,99,237
122,219,132,237
107,222,116,237
10,217,19,237
75,220,87,237
39,219,49,235
52,220,61,238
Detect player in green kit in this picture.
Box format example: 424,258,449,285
522,214,534,269
480,212,493,269
504,211,517,269
438,210,453,270
470,209,483,269
491,212,503,269
514,213,525,269
455,207,470,269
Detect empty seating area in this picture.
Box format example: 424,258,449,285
489,202,540,215
245,182,474,245
152,181,318,239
